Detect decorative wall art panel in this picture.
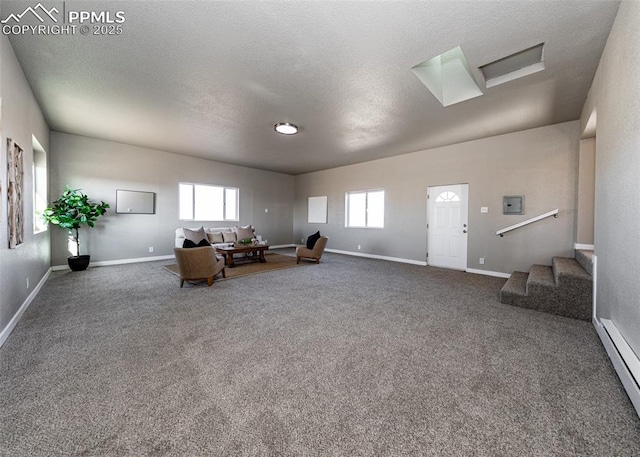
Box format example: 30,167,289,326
7,138,24,248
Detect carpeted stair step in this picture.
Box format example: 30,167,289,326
551,256,593,320
526,264,556,295
553,256,592,286
499,270,550,314
499,257,593,321
499,271,528,303
575,249,594,276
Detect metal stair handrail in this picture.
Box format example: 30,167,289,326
496,209,559,237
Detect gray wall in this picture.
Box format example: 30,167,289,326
294,121,579,274
581,1,640,355
0,34,51,338
49,133,294,266
576,138,595,245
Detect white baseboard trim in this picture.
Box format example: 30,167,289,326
322,250,512,275
574,243,595,250
0,267,52,347
51,248,299,271
325,248,427,266
594,317,640,417
592,254,598,320
465,268,511,279
52,254,175,271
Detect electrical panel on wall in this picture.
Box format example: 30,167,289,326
503,196,524,215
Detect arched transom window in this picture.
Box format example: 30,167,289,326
435,191,460,203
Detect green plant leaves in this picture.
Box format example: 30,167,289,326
42,186,110,255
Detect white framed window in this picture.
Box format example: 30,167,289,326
32,136,47,234
435,191,460,203
345,189,384,228
179,183,239,221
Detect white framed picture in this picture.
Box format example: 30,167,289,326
308,196,327,224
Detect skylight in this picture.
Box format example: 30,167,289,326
411,46,483,107
479,43,545,88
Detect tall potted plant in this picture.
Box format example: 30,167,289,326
43,186,110,271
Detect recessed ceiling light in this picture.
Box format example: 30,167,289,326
274,123,299,135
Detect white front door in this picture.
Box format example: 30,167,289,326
427,184,469,270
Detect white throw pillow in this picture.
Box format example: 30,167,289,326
222,232,237,243
235,225,254,241
207,232,224,244
183,226,207,244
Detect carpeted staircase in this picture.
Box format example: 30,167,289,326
500,249,594,321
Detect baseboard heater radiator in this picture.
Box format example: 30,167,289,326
596,318,640,417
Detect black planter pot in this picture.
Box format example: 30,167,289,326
68,255,91,271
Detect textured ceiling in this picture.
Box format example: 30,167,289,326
4,1,620,174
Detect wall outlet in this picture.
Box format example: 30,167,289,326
149,247,154,253
357,245,361,250
26,277,30,289
301,238,304,242
481,207,489,213
479,257,485,265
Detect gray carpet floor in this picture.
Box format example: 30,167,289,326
1,249,639,456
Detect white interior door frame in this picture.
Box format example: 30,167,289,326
427,183,469,270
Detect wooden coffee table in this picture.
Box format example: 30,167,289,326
217,244,269,268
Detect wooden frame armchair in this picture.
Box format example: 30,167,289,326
174,247,226,287
296,236,328,264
